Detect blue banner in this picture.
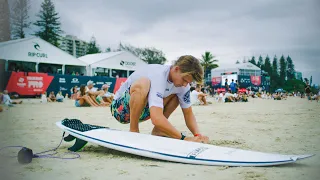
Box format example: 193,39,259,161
46,74,116,96
238,75,270,92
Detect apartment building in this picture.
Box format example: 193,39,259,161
59,35,88,58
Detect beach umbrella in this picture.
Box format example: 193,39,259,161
275,89,286,93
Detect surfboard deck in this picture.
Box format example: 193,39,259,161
56,119,314,166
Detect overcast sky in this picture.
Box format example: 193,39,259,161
17,0,320,84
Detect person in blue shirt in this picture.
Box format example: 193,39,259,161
230,79,236,93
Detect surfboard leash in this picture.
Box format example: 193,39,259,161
0,132,81,164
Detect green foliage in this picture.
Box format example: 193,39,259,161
200,51,219,80
283,79,306,93
105,47,111,52
33,0,62,47
86,36,101,54
286,56,295,80
257,55,264,69
279,55,287,86
139,47,167,64
270,55,279,91
200,51,219,71
264,55,272,76
10,0,31,39
119,43,167,64
249,56,256,65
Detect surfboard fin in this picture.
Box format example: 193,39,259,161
67,138,88,152
64,134,76,142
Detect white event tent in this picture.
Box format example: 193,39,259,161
0,37,87,74
78,51,147,77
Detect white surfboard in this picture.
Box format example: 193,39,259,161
56,119,314,166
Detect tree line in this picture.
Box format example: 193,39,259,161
236,55,316,93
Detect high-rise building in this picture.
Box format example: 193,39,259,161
59,35,88,58
294,71,302,80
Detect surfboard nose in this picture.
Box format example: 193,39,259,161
290,154,315,161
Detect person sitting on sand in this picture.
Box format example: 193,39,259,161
233,92,241,102
190,85,208,105
48,91,56,102
71,86,78,100
241,92,248,102
273,92,282,100
110,55,209,143
224,90,234,102
86,80,102,105
2,90,22,106
56,91,64,102
101,84,114,105
95,84,112,106
218,92,224,103
75,85,99,107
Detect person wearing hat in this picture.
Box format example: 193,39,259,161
101,84,114,104
110,55,209,143
95,84,113,106
86,80,102,106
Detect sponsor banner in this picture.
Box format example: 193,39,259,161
5,72,54,95
113,78,127,94
250,76,261,86
211,77,221,87
238,75,270,92
238,75,251,87
46,74,117,96
5,72,120,96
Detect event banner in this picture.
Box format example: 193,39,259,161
5,72,54,96
46,74,117,96
250,76,261,86
5,72,126,96
211,77,221,87
238,75,270,92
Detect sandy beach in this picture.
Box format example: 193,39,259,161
0,97,319,180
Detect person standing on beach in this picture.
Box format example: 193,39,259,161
110,55,209,143
224,79,229,92
305,82,312,102
235,80,239,93
230,79,236,93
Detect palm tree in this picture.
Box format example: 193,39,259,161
200,51,219,81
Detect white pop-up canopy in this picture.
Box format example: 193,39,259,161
79,51,148,76
211,62,261,77
0,37,87,66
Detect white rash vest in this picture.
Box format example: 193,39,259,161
114,64,191,109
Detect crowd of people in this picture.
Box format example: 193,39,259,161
39,80,115,107
0,79,319,112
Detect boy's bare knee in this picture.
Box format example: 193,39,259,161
130,78,150,96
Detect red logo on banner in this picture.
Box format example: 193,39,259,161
6,72,54,96
217,88,226,92
250,76,261,86
113,78,127,94
238,88,247,93
212,77,221,86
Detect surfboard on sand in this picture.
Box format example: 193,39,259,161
56,119,314,167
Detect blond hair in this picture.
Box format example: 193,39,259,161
174,55,204,83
